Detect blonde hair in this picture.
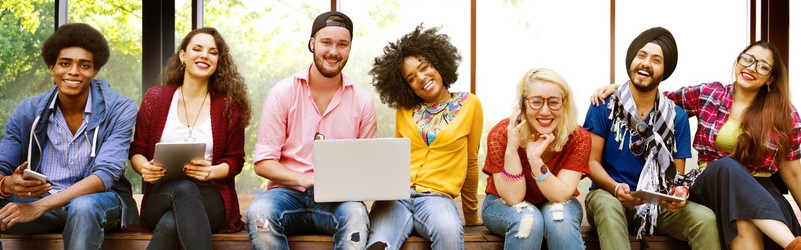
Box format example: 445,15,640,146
516,68,578,152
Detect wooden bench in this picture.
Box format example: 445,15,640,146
1,193,701,249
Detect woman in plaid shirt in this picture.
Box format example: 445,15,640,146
593,41,801,250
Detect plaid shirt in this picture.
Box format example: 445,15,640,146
664,82,801,173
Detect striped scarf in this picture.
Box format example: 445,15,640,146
607,81,677,239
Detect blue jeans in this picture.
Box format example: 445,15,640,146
142,179,225,250
246,187,368,250
482,194,585,250
367,189,464,250
0,191,121,250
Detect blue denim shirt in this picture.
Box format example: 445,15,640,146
0,79,140,230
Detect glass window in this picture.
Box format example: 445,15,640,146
69,0,144,192
201,0,329,194
477,0,610,194
0,1,55,137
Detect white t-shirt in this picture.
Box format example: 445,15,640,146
160,90,213,161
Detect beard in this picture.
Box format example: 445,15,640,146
313,52,348,78
629,66,663,92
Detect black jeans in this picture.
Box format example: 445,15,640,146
143,179,225,250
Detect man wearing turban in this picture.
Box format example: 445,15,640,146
582,27,720,250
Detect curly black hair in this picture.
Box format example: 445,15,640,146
41,23,110,70
369,24,461,109
158,27,252,128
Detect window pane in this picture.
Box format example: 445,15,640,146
0,1,55,138
201,0,329,194
477,0,610,194
69,0,143,193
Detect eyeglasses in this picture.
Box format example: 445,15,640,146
629,122,652,156
525,96,563,111
737,53,774,76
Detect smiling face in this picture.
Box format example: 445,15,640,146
524,80,564,135
49,46,98,101
310,26,351,78
401,55,449,104
628,42,665,92
735,45,775,92
179,33,218,80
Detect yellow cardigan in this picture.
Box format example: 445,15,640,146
396,93,483,224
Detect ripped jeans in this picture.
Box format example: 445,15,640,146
245,187,369,250
481,194,584,250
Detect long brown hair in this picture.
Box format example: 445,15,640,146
157,27,251,128
732,41,792,167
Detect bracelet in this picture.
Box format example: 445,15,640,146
501,166,524,180
0,176,11,198
534,169,551,182
613,183,623,198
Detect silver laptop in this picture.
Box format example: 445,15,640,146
313,138,411,202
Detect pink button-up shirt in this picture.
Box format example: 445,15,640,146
253,65,377,191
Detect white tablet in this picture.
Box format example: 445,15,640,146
152,142,206,183
630,189,685,204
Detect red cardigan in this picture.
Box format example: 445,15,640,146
130,85,245,233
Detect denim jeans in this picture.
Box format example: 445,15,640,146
482,194,584,250
0,191,121,250
585,188,720,250
246,187,369,250
366,188,464,250
142,179,225,250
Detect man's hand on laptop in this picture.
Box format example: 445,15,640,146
299,173,314,189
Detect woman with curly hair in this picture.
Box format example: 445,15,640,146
482,68,590,249
129,27,250,249
366,24,483,250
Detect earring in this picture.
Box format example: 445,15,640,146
180,61,185,71
768,84,771,92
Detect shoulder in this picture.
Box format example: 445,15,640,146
672,105,689,121
570,126,592,141
487,118,510,140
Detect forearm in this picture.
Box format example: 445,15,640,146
588,161,620,194
210,163,230,180
779,160,801,209
33,175,105,211
130,154,148,174
494,149,527,204
254,159,309,187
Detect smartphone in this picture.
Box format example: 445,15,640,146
517,96,526,123
23,169,47,183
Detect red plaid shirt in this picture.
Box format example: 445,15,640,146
664,82,801,173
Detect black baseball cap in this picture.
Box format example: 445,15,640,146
308,11,353,52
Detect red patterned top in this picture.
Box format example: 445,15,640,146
483,118,592,204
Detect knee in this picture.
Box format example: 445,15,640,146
67,195,110,219
336,202,369,227
246,199,282,233
154,212,178,233
507,202,544,239
170,180,201,197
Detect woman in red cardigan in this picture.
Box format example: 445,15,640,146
129,27,251,249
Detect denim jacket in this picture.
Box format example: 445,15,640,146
0,79,140,230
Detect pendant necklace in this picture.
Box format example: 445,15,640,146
181,86,208,142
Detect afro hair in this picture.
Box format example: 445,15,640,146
369,24,461,109
41,23,110,70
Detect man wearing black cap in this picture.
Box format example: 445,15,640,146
246,11,376,250
582,27,720,249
